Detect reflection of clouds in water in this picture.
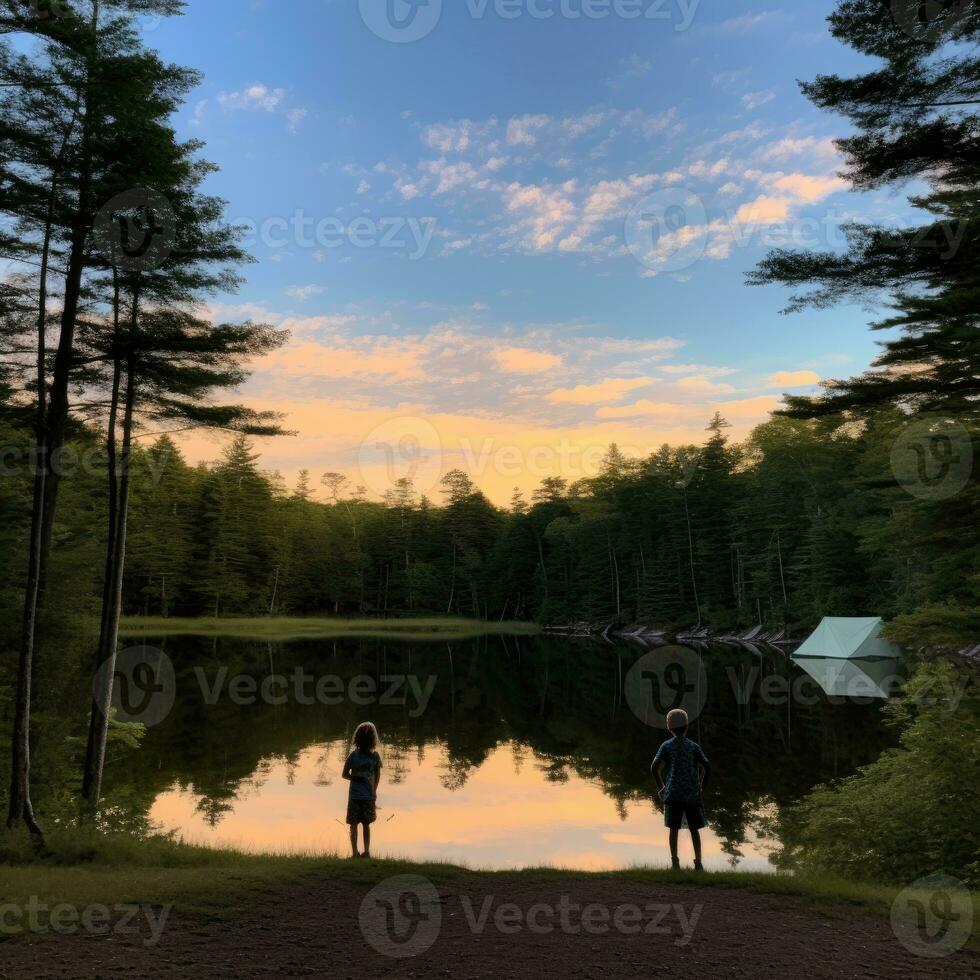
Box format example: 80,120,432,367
151,739,774,872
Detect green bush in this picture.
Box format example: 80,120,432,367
773,661,979,886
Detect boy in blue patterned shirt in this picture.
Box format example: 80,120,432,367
652,708,710,872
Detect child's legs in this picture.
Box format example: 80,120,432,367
689,828,702,864
362,822,371,855
668,828,679,861
348,823,358,856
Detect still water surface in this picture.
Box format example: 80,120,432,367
115,634,893,871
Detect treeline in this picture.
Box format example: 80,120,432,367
113,409,980,630
2,405,972,634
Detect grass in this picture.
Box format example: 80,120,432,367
5,828,978,952
117,615,541,642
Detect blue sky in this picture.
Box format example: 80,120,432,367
140,0,908,502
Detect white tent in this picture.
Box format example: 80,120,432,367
793,656,903,700
794,617,900,661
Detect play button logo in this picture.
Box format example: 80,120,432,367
359,0,443,43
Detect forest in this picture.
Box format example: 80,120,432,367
1,405,977,639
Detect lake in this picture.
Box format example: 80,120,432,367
105,633,896,871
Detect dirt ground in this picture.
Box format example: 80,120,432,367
2,873,977,979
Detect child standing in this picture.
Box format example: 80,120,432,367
651,708,710,872
342,722,382,859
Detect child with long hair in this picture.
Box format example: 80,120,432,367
342,722,383,859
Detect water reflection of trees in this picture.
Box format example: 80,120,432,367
96,634,895,861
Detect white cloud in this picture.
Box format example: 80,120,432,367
189,99,208,127
507,114,551,146
757,136,839,162
742,90,776,111
218,83,286,112
714,11,785,34
285,285,327,302
424,118,495,153
397,180,423,200
503,181,578,251
426,159,479,195
561,112,607,139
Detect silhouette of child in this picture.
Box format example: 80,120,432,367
652,708,710,871
342,722,382,859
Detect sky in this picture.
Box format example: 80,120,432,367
139,0,912,504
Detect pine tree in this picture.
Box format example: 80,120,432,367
1,0,191,837
749,1,980,416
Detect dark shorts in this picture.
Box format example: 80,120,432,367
346,798,377,825
664,800,706,831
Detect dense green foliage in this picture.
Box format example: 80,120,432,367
775,660,980,885
2,399,975,635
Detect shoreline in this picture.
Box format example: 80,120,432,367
117,615,542,642
3,827,962,923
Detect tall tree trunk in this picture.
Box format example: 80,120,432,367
775,531,788,608
608,534,621,616
81,270,122,803
682,488,702,626
7,130,69,837
82,354,136,805
81,352,122,801
446,544,456,614
535,532,549,600
36,0,100,606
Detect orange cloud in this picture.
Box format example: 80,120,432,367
735,195,793,225
768,370,820,388
673,375,736,397
595,400,686,420
715,394,783,419
771,173,845,203
492,346,563,374
547,377,653,406
260,340,426,382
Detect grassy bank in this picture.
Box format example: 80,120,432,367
117,615,541,642
5,829,977,946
